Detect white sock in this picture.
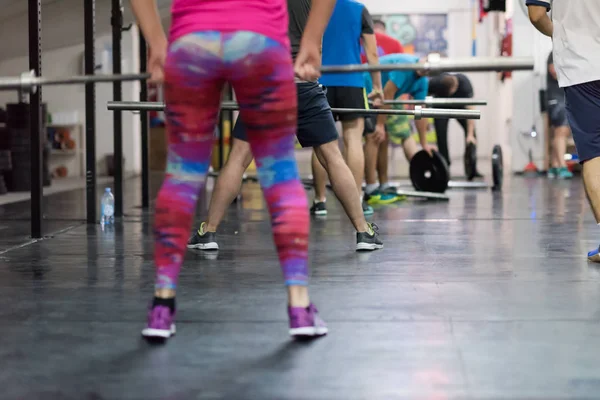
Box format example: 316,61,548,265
365,183,379,194
380,182,392,190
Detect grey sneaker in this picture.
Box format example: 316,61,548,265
356,222,383,251
187,222,219,250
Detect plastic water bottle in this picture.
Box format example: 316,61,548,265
100,188,115,226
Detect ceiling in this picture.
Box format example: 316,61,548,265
0,0,173,62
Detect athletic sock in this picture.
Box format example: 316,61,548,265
153,297,176,313
380,182,392,191
365,183,379,194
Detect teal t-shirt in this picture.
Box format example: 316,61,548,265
363,53,429,100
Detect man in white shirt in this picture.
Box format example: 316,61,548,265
527,0,600,262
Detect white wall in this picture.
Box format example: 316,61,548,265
510,0,552,172
362,0,513,169
0,30,141,176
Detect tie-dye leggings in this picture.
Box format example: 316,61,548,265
154,31,309,290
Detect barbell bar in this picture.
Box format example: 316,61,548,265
0,70,152,94
0,56,533,94
322,56,534,73
374,97,488,106
106,101,481,120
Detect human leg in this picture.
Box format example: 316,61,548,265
364,130,379,188
363,111,410,204
144,32,225,339
187,137,253,250
549,103,573,179
376,136,390,186
314,141,365,231
401,135,419,162
312,150,329,205
228,32,325,335
342,117,366,194
434,118,450,166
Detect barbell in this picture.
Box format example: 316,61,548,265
374,98,488,107
106,101,480,120
322,56,534,73
391,98,486,106
0,56,533,94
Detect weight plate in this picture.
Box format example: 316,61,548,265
464,142,477,181
492,144,503,191
410,150,450,193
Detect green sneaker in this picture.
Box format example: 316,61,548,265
557,167,573,179
547,167,557,179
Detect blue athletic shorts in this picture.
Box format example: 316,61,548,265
233,82,338,148
565,80,600,163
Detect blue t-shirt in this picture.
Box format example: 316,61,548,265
320,0,374,88
363,53,429,100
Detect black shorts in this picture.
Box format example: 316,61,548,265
233,82,338,148
565,80,600,163
324,86,369,121
548,100,569,128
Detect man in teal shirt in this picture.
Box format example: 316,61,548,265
363,53,431,199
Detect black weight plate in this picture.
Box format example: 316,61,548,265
410,150,450,193
492,144,503,191
464,142,477,181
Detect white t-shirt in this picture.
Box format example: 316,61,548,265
526,0,600,87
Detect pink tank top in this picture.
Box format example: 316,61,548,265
169,0,290,48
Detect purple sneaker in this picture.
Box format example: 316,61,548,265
141,305,176,339
288,303,328,338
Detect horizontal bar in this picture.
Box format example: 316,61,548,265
321,57,534,73
382,98,488,106
0,56,532,93
0,70,150,93
37,73,149,86
107,101,481,120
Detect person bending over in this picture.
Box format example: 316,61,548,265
362,53,431,201
188,0,382,253
527,0,600,261
131,0,335,341
427,73,482,180
545,52,573,179
313,0,383,216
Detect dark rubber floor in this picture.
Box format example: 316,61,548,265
1,173,599,399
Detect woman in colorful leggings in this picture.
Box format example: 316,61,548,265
130,0,335,341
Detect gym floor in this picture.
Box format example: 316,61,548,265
1,169,600,399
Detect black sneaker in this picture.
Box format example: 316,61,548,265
310,201,327,216
356,222,383,251
187,222,219,250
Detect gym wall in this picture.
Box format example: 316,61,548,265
0,0,146,176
